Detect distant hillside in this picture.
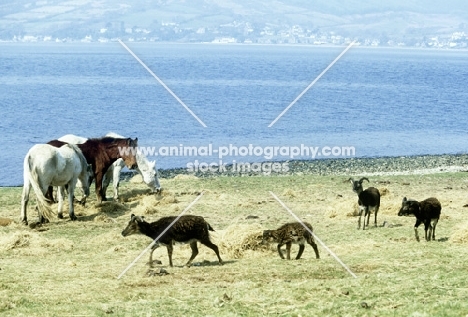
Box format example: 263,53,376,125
0,0,467,44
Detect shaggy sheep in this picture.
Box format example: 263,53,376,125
262,222,320,260
398,197,441,242
349,177,381,229
122,214,223,267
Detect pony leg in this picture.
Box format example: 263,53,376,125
102,167,112,201
113,163,123,200
94,172,104,204
20,181,31,225
57,186,65,219
45,186,55,203
67,182,77,221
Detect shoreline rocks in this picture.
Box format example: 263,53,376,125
125,153,468,179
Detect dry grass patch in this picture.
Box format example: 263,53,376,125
1,172,468,316
0,230,73,255
449,221,468,244
218,223,265,259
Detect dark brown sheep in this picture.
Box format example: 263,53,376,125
398,197,441,242
349,177,381,229
122,214,223,267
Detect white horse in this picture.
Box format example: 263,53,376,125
58,133,161,200
20,143,91,225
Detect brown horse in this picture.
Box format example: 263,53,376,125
48,137,138,204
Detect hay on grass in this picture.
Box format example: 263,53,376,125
379,187,390,197
99,201,129,215
160,195,178,205
218,223,265,259
0,231,73,255
93,213,117,223
0,217,14,226
127,195,161,215
324,201,356,218
449,221,468,244
129,174,143,183
282,188,297,198
88,230,129,251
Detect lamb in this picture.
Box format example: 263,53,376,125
262,222,320,260
349,177,381,230
398,197,441,242
121,214,223,267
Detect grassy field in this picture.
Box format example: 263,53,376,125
1,171,468,316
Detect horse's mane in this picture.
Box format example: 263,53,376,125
87,137,122,144
47,139,67,147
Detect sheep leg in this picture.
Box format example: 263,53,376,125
414,219,422,242
277,243,285,259
431,219,439,241
427,226,433,242
285,242,292,260
424,221,433,242
307,237,320,259
365,207,371,229
186,241,199,267
148,244,161,267
296,243,305,260
166,243,174,267
357,207,364,230
199,239,223,265
374,207,379,227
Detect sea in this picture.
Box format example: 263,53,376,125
1,42,467,186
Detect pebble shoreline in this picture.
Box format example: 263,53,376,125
143,154,468,179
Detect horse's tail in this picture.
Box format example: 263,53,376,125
24,153,55,221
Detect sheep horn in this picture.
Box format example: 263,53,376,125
359,177,369,183
347,177,355,184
